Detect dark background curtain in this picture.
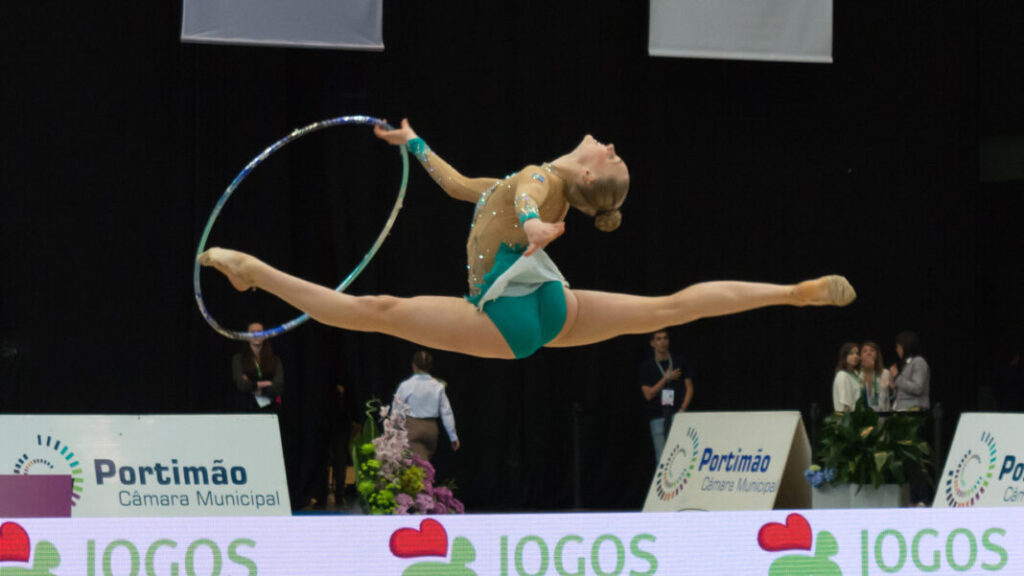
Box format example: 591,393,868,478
2,2,1022,511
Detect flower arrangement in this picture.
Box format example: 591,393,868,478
807,397,931,489
350,398,465,515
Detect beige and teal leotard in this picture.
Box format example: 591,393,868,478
409,138,569,358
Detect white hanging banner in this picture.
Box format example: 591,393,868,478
648,0,832,63
0,415,290,517
644,411,811,511
181,0,384,50
936,412,1024,508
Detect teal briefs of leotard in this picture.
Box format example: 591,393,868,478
466,244,568,359
481,281,567,359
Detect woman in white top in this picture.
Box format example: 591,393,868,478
858,340,892,412
832,342,861,412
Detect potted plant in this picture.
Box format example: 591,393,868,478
807,397,931,508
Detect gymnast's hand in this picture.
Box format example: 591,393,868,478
523,218,565,257
374,118,418,145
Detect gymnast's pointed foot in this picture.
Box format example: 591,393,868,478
793,275,856,307
198,248,256,292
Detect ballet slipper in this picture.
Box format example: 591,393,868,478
794,275,856,307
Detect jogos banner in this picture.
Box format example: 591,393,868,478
1,508,1023,575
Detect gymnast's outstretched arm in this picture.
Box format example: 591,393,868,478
374,119,497,203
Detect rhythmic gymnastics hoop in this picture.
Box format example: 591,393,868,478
193,115,409,341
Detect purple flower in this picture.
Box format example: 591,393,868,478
394,493,414,515
415,492,435,513
427,485,465,514
411,454,436,485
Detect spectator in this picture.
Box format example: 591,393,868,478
890,331,929,411
832,342,861,412
890,330,931,506
231,322,283,412
638,330,694,463
859,341,892,412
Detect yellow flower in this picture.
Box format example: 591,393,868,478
401,466,426,494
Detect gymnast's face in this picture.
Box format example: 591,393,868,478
575,135,629,184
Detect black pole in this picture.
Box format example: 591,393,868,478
572,401,583,510
932,402,944,484
809,403,820,459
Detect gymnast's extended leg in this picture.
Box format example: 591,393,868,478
549,276,854,348
199,248,515,359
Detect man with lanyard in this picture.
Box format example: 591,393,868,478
638,330,694,463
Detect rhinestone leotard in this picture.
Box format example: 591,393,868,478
409,139,569,297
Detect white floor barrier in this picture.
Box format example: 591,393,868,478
0,415,290,518
2,508,1023,575
644,411,810,511
937,412,1024,508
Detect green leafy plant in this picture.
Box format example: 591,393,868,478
814,398,932,489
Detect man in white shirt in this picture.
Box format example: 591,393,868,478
393,350,461,460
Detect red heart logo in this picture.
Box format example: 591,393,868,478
389,519,448,558
0,522,31,562
757,513,812,552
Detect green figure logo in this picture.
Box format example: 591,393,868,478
0,522,61,576
758,514,841,576
390,519,477,576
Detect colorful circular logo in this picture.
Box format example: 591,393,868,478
944,431,997,507
12,434,85,508
655,426,700,501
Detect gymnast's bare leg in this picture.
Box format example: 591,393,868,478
198,248,517,359
199,247,852,357
548,276,853,349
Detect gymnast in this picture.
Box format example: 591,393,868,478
199,119,855,359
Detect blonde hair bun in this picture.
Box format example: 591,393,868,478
594,210,621,232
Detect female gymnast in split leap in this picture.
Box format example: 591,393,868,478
200,119,855,359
